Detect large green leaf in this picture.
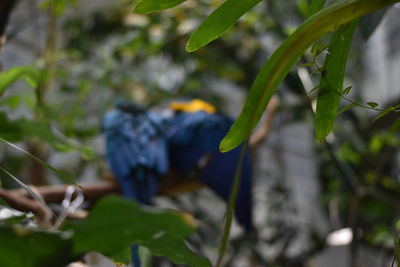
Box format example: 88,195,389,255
0,66,42,97
186,0,263,52
133,0,187,14
0,226,74,267
315,20,359,142
0,196,209,267
220,0,400,152
66,195,210,267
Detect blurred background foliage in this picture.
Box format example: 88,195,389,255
1,0,400,266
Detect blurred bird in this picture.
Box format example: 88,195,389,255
164,99,254,232
102,101,169,266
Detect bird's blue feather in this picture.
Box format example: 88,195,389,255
165,110,254,232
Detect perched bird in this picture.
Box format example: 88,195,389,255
164,99,254,232
102,101,169,266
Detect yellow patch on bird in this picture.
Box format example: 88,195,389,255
169,99,216,114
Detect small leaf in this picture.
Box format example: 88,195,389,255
371,106,396,123
342,86,352,95
186,0,263,52
337,102,358,115
133,0,187,14
367,101,379,108
0,66,42,96
311,42,330,58
220,0,399,152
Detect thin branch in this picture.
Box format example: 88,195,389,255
249,94,279,147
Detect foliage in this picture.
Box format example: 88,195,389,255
0,196,209,267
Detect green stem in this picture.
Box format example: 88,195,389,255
216,140,248,267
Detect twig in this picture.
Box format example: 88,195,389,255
249,94,279,147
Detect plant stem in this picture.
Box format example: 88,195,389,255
216,140,248,267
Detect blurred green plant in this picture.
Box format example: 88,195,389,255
0,196,210,267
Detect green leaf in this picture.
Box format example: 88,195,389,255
315,20,358,142
66,195,210,267
367,101,379,108
0,66,42,96
310,42,330,58
337,102,357,115
308,0,328,17
342,86,352,95
220,0,400,152
371,106,396,123
0,225,74,267
186,0,263,52
133,0,187,14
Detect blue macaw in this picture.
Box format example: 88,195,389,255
102,101,169,266
164,99,254,232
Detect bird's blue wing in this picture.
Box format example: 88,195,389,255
103,109,168,204
166,110,254,231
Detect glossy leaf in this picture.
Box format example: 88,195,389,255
220,0,400,152
66,195,210,267
0,66,42,96
0,226,74,267
133,0,187,14
367,101,379,108
315,20,358,142
342,86,352,95
337,102,357,115
186,0,263,52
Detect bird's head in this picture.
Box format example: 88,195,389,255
115,100,146,115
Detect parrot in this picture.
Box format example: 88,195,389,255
102,101,169,266
164,99,254,232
